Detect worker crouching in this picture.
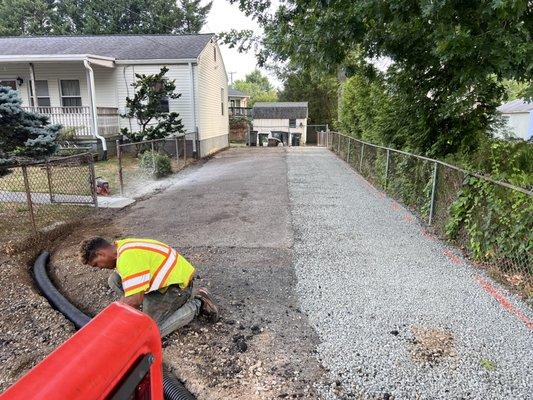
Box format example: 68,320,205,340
79,237,219,337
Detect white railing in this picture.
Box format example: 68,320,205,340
22,106,120,137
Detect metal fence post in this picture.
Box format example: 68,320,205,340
428,161,439,225
359,143,365,172
116,139,124,196
87,154,98,208
151,141,156,173
174,136,179,164
183,135,187,164
347,138,351,163
21,165,37,233
384,149,390,189
45,161,54,203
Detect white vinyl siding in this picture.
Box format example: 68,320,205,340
116,64,195,133
253,118,308,143
196,40,229,141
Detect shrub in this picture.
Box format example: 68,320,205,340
139,150,172,178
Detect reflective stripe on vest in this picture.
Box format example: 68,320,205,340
148,248,178,292
117,240,181,293
118,241,169,257
122,270,151,292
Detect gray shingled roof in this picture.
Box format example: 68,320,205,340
228,88,249,97
253,102,308,119
0,34,215,60
497,99,533,114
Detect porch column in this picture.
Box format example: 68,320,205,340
29,63,38,109
84,60,108,160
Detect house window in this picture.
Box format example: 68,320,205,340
29,80,51,107
221,88,224,115
150,81,170,113
214,46,217,62
0,79,17,90
289,118,296,128
60,80,82,107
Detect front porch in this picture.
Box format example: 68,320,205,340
21,106,120,137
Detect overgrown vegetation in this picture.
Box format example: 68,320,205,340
139,150,172,178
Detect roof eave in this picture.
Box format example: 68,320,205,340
0,53,115,63
115,58,199,65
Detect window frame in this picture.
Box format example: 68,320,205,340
289,118,297,128
59,79,82,108
221,88,225,115
0,78,18,91
29,80,51,107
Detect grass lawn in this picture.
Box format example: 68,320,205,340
0,157,138,196
0,201,93,242
0,153,192,197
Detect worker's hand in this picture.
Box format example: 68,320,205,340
119,292,144,309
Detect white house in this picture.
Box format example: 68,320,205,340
251,102,308,146
0,34,229,158
496,99,533,141
228,88,250,117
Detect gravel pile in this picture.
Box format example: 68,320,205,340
286,147,533,399
0,257,74,391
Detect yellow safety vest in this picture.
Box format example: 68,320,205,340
115,238,195,297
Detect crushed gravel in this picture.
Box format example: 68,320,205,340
286,147,533,399
0,257,74,391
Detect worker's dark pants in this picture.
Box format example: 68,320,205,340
108,272,201,337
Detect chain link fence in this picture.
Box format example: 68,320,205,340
116,135,190,196
325,131,533,295
0,153,97,246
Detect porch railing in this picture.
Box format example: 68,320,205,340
229,107,252,117
22,106,120,137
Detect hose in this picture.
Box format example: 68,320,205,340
32,251,195,400
163,369,195,400
33,252,91,329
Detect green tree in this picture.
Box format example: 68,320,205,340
121,67,184,142
0,0,213,35
227,0,533,156
0,0,59,36
233,69,278,106
0,87,60,173
178,0,213,34
279,68,338,125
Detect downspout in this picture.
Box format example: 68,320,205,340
188,62,198,158
84,59,108,160
29,63,38,109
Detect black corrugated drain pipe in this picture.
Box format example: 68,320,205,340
33,252,195,400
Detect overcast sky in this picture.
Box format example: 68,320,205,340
201,0,282,88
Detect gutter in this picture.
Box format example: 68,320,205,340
188,62,198,157
84,59,108,160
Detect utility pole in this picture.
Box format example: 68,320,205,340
228,71,236,85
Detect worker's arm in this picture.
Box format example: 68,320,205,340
119,292,144,309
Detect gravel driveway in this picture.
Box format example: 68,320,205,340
287,147,532,399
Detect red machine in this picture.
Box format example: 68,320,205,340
2,302,164,400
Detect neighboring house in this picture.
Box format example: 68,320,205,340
251,102,308,146
228,88,249,108
228,88,251,117
496,99,533,141
0,34,229,158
